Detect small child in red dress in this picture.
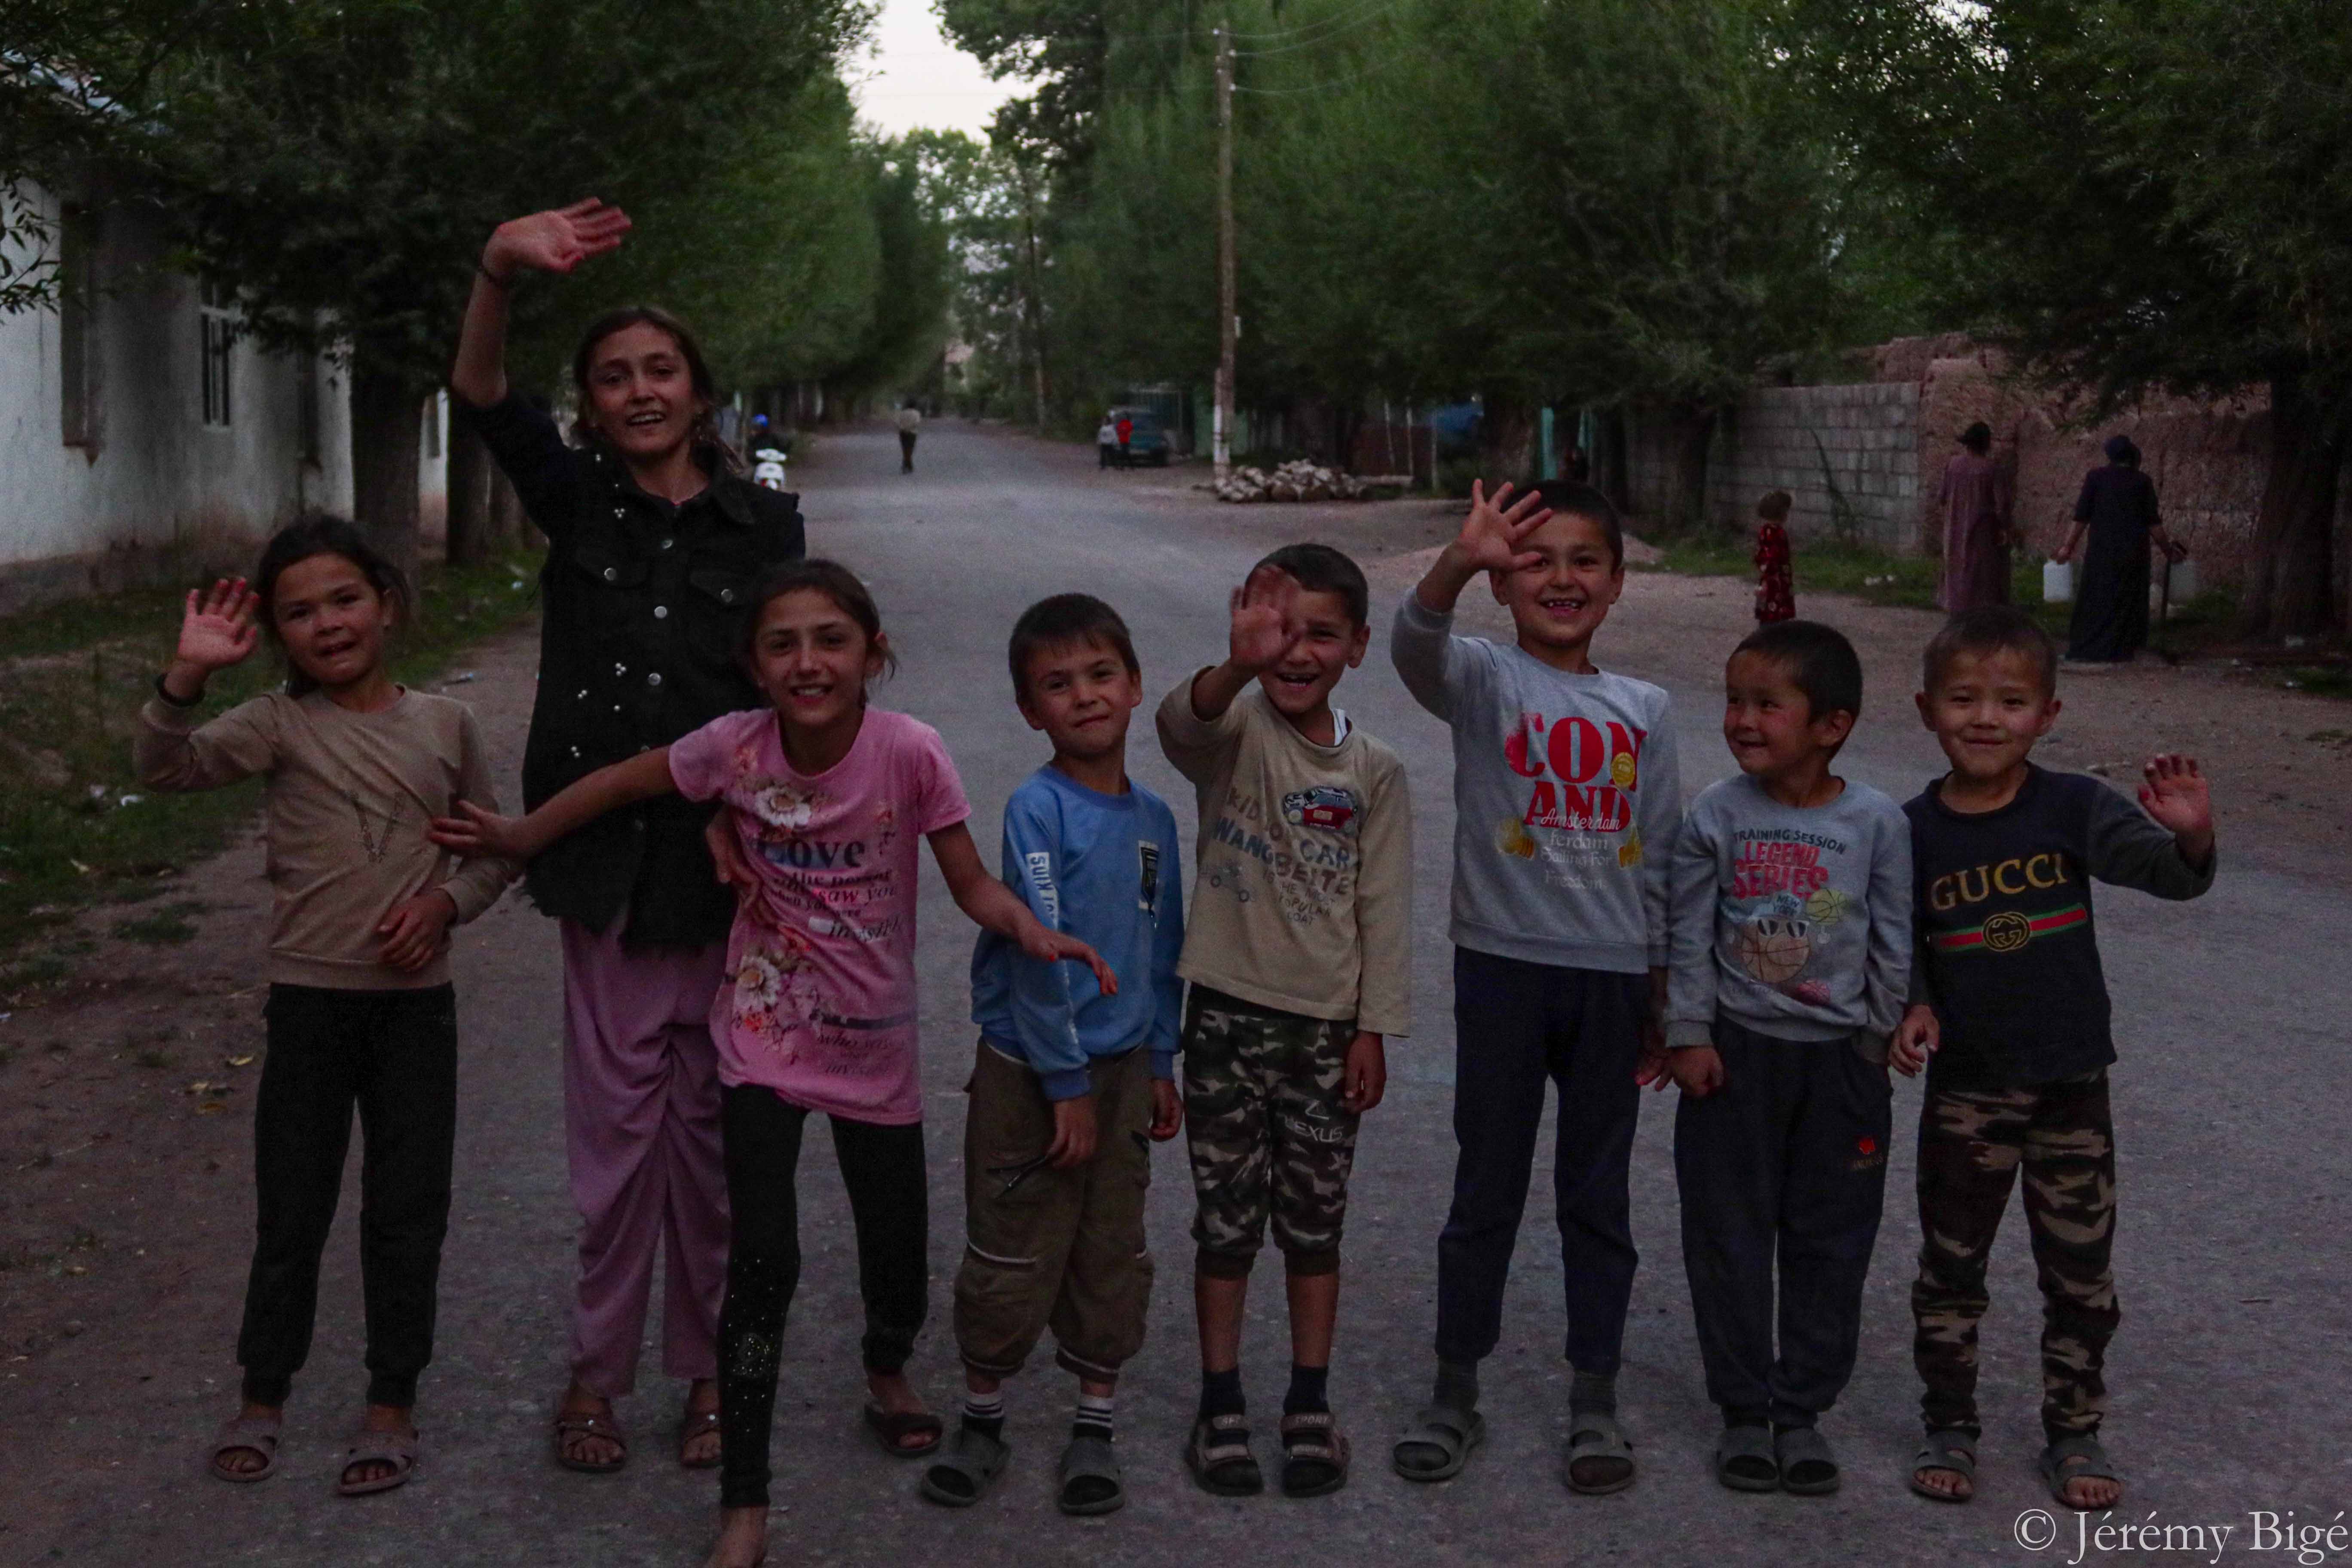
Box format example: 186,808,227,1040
1753,490,1795,624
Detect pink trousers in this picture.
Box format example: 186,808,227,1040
560,919,731,1398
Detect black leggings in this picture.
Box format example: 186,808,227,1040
239,983,457,1410
718,1086,928,1509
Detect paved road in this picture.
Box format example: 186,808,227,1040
40,422,2352,1565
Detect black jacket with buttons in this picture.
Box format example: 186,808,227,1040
460,394,805,945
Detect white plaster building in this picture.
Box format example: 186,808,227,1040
0,178,446,615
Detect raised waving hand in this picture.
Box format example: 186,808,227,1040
480,199,633,283
1453,480,1555,576
1228,563,1304,674
1415,479,1557,612
165,577,261,698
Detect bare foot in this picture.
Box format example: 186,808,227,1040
681,1378,721,1468
866,1369,934,1452
557,1380,625,1470
2058,1467,2122,1510
705,1505,768,1568
215,1400,282,1477
1912,1462,1974,1501
340,1403,415,1489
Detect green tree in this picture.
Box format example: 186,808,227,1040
1798,0,2352,637
824,137,955,405
105,0,870,575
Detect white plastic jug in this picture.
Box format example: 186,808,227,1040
2042,559,2075,604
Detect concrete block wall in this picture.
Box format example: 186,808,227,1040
1705,382,1922,550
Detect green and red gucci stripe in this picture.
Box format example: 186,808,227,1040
1928,903,2089,954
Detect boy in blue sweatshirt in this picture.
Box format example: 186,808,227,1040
923,594,1185,1519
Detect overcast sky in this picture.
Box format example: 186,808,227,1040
848,0,1030,139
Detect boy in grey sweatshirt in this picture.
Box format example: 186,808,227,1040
1389,480,1680,1496
1663,620,1910,1496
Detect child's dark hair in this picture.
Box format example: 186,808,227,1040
1007,593,1140,704
1757,490,1792,523
570,305,739,473
252,514,409,697
1923,605,2058,699
1735,618,1863,722
1254,542,1370,628
1527,479,1626,571
735,558,897,677
1960,421,1994,456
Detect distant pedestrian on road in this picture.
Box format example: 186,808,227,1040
1159,547,1413,1502
1390,479,1681,1496
1116,412,1134,465
429,559,1115,1568
1663,620,1911,1498
1097,413,1118,469
139,521,518,1499
1936,423,2012,613
921,594,1187,1518
2053,435,2184,664
1753,490,1795,625
897,402,922,472
1894,608,2215,1513
451,200,805,1479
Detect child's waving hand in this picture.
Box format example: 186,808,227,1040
1228,563,1303,673
174,577,260,677
481,199,633,282
1452,480,1555,576
2138,753,2214,864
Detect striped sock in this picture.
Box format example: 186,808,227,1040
962,1390,1004,1441
1073,1392,1115,1444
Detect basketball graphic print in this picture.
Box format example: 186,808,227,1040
1734,916,1811,985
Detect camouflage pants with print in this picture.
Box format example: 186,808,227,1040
1913,1069,2119,1440
1182,986,1359,1280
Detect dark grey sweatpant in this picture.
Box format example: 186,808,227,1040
1673,1017,1891,1427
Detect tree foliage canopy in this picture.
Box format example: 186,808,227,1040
1792,0,2352,633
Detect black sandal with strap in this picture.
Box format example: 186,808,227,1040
1186,1412,1264,1496
1278,1410,1351,1498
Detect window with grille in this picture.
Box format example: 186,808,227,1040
199,281,234,428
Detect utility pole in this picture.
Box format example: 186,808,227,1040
1213,20,1236,484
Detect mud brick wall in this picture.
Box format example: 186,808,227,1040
1905,351,2270,588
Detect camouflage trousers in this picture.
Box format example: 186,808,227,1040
1182,986,1359,1280
1913,1069,2119,1440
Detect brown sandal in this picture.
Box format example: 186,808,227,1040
680,1405,722,1469
554,1406,628,1474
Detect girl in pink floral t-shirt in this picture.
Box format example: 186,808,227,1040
433,560,1112,1565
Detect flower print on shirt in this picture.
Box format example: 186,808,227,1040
667,707,971,1124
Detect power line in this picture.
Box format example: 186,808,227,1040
1232,0,1404,52
1232,49,1405,95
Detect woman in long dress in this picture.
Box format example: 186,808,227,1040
1936,422,2012,612
2055,435,2184,664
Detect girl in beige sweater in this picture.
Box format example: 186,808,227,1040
138,517,514,1498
